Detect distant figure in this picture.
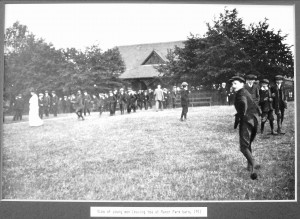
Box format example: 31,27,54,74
71,90,85,120
83,91,92,116
43,90,51,117
38,93,44,119
51,91,58,117
171,86,177,109
180,82,189,121
13,94,24,121
29,88,44,127
219,82,228,105
154,84,164,111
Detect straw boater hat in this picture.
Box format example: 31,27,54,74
181,82,188,86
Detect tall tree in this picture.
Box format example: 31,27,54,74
157,8,294,87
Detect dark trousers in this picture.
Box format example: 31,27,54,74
148,100,152,109
99,106,104,116
84,106,90,116
44,106,50,117
52,105,58,117
13,109,23,121
76,109,84,120
172,98,176,108
120,103,125,114
239,117,258,173
39,107,44,119
180,105,188,119
109,103,115,115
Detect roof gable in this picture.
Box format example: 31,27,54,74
142,50,165,65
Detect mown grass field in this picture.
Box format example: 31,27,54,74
1,103,295,200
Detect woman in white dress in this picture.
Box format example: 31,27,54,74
29,88,43,127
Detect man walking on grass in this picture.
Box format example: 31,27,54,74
154,84,164,111
259,79,277,135
180,82,189,121
71,90,84,120
229,76,260,180
271,75,287,134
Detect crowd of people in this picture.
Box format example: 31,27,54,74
7,73,291,181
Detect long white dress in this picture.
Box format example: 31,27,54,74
29,93,43,127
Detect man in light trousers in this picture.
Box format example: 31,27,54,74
154,84,164,111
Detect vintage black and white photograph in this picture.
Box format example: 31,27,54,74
1,3,295,202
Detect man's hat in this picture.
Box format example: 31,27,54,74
229,76,246,83
246,74,257,80
181,82,188,86
261,79,269,84
29,87,35,92
45,90,48,93
275,75,284,80
39,93,43,96
52,91,56,94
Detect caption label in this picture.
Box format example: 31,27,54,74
91,207,207,217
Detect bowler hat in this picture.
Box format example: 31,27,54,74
261,79,269,84
229,76,246,83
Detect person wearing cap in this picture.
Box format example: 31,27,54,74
107,90,117,116
43,90,51,117
271,75,287,134
171,86,177,109
38,93,44,119
244,74,260,105
51,91,59,117
71,90,85,120
154,84,164,111
98,93,105,116
12,94,24,121
119,88,127,115
83,91,92,116
180,82,189,121
28,88,44,127
219,82,228,105
148,88,154,109
259,79,277,135
229,76,261,180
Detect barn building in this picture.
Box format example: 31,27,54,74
118,41,185,90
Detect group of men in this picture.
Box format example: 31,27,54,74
229,74,288,180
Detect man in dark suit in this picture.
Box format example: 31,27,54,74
244,74,260,105
271,75,287,134
229,76,260,180
43,90,51,117
171,86,177,109
83,91,92,116
108,91,117,116
51,91,59,117
119,88,127,115
13,94,24,121
180,82,189,121
219,82,228,105
38,93,44,119
259,79,276,135
71,90,84,120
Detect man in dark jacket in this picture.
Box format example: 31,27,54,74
13,94,24,121
51,91,59,117
108,91,117,116
271,75,287,134
83,91,92,116
38,93,44,119
180,82,189,121
244,74,260,105
171,86,177,109
43,90,51,117
229,76,260,180
119,88,127,115
259,79,276,135
71,90,84,120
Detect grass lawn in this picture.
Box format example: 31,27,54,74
1,102,295,200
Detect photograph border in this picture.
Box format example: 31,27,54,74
0,0,299,218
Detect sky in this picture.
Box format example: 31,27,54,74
4,3,295,52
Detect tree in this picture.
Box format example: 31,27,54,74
157,8,294,87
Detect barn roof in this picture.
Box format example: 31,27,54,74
118,41,185,79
